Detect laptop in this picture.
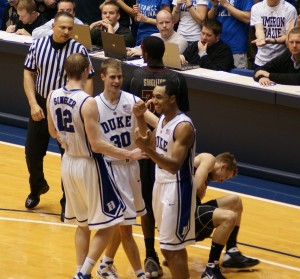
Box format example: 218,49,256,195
163,42,199,71
101,31,141,61
71,24,101,52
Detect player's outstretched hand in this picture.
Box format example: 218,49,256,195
134,127,151,151
128,148,148,161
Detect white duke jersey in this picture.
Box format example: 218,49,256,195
95,91,140,162
49,87,93,157
155,112,196,183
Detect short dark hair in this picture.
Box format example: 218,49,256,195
54,10,74,21
17,0,37,13
101,1,120,13
64,53,90,80
216,152,238,176
157,80,179,101
288,26,300,38
203,19,222,36
141,36,165,60
57,0,76,11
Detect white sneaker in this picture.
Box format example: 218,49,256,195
96,260,120,279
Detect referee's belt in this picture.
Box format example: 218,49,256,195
107,159,132,166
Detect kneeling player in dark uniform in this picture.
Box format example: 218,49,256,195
194,152,259,279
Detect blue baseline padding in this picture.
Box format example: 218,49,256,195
230,68,254,77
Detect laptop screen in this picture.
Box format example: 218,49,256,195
71,24,93,51
101,31,127,60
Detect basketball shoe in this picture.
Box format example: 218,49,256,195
222,248,260,268
96,260,119,279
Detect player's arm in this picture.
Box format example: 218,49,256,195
83,97,146,160
133,99,158,133
194,153,215,200
144,108,158,128
135,121,195,174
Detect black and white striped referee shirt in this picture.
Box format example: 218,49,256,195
24,35,94,99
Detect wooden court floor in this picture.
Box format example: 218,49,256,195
0,142,299,279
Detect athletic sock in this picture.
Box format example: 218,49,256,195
208,241,224,264
102,255,114,264
144,238,156,259
76,265,83,273
136,269,145,278
80,257,96,275
226,226,240,251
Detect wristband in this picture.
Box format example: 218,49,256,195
174,10,181,14
186,4,193,10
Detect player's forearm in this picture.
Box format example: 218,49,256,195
143,147,181,174
144,110,158,129
135,115,149,136
92,138,134,159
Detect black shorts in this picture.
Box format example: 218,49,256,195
195,199,218,241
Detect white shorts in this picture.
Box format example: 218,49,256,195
153,180,196,251
62,154,124,230
106,160,146,225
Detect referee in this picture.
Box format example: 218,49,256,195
23,11,94,217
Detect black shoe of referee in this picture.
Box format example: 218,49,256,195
25,184,49,209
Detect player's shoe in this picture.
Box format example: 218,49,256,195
25,184,49,209
201,263,226,279
222,248,260,268
96,260,119,279
144,257,163,278
137,272,146,279
73,272,91,279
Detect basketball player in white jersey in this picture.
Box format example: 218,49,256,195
94,59,158,279
134,80,196,279
46,53,146,279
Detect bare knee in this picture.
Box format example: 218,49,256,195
221,210,237,231
230,194,243,213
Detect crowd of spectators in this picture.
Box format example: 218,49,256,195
1,0,300,73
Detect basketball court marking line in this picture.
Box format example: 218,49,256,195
0,216,299,272
1,141,299,209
